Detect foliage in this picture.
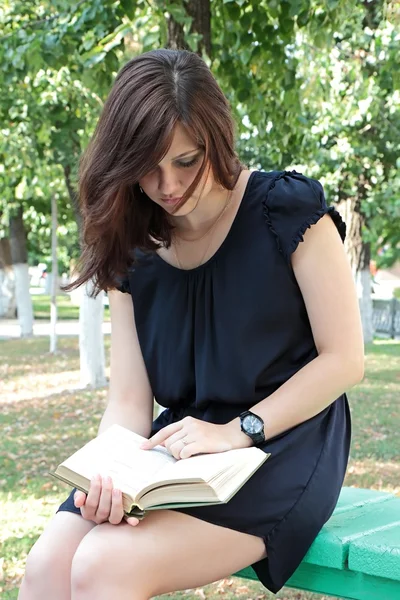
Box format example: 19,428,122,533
0,0,399,269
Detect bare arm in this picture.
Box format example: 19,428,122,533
74,289,153,525
227,213,365,446
98,289,154,438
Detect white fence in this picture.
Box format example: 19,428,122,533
372,298,400,338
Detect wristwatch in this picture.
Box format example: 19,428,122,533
239,410,265,446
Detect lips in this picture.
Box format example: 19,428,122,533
161,197,182,205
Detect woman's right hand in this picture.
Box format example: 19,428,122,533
74,473,139,527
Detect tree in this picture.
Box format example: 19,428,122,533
1,0,123,381
291,1,400,341
50,194,58,353
2,0,398,351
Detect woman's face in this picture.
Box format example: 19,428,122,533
138,123,214,216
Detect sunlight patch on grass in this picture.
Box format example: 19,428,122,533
0,338,398,599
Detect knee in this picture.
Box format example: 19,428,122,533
22,537,62,591
71,535,153,597
70,540,104,593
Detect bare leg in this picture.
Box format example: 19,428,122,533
70,509,267,599
18,511,95,600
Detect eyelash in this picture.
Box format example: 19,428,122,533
178,156,200,168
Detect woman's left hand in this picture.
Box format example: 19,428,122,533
140,416,252,459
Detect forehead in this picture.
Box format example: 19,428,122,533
161,123,199,160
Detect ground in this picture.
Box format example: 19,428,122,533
0,335,399,599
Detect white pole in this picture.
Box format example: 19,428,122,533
50,194,58,353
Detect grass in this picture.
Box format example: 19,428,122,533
0,336,399,599
31,294,110,321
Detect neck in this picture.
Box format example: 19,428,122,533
170,171,247,240
171,187,233,240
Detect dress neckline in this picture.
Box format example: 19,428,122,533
155,170,259,274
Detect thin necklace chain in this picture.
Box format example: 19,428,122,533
173,189,234,270
175,189,234,243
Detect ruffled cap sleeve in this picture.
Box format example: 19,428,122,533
263,170,346,264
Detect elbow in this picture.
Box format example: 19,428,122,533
322,351,365,386
345,355,365,386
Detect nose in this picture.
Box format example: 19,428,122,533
158,169,181,198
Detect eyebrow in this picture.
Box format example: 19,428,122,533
172,148,200,160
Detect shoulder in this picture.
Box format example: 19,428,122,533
112,249,156,295
256,170,346,264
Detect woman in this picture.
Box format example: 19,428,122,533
19,49,364,599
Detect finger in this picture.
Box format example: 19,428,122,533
108,488,125,525
140,421,183,449
164,430,190,451
169,438,188,460
95,476,113,522
124,516,140,526
82,474,102,518
74,490,86,508
180,442,202,460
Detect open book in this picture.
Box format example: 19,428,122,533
51,424,270,519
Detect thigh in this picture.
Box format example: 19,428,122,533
72,509,267,597
22,511,95,593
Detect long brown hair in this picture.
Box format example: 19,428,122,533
66,49,245,294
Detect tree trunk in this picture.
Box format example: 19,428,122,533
79,280,106,388
9,207,34,337
64,164,82,235
358,242,374,343
64,162,106,385
167,0,211,56
50,194,58,353
0,238,16,318
337,185,373,343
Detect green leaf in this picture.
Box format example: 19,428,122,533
225,3,241,20
297,9,310,27
288,0,308,17
166,3,191,25
327,0,340,9
240,46,253,65
237,87,251,102
185,33,204,53
83,51,107,68
120,0,138,20
142,30,161,48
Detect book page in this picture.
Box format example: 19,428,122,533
59,424,176,497
147,446,266,487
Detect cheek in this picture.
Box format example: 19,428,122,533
139,174,154,191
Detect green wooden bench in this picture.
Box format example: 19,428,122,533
235,487,400,600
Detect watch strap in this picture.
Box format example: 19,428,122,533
239,411,265,446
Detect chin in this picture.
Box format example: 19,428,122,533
176,197,200,216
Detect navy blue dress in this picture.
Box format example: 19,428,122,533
58,170,351,594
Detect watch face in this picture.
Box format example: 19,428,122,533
243,415,263,434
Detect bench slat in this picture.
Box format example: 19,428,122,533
349,523,400,580
286,562,400,600
334,487,395,513
234,488,400,600
235,563,400,600
304,493,400,570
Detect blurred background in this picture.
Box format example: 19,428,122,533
1,0,399,356
0,2,399,598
